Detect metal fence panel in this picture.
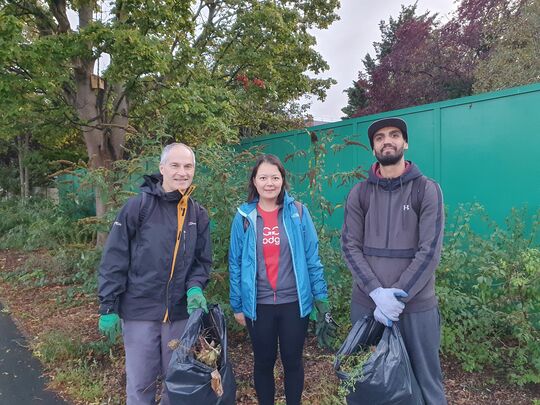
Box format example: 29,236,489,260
241,83,540,230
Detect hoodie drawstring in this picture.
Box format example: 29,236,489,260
375,178,381,236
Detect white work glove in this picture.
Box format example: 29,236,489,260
374,306,393,327
369,287,408,321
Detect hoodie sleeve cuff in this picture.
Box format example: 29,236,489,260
366,280,383,295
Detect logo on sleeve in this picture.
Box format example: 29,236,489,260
403,205,410,211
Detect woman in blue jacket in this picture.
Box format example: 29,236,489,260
229,154,335,405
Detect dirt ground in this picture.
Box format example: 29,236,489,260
0,249,538,404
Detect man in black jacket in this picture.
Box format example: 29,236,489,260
97,143,212,405
341,118,447,404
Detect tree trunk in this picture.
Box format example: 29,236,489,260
74,73,128,246
24,166,29,199
23,133,29,199
16,134,30,199
17,137,24,199
72,4,129,246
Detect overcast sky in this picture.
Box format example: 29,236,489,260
305,0,457,122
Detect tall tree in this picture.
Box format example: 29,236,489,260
0,13,76,197
0,0,339,231
473,0,540,92
342,0,526,118
341,4,434,117
341,80,367,118
437,0,525,97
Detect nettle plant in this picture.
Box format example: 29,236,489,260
437,204,540,385
284,129,368,334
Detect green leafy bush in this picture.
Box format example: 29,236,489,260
438,204,540,385
0,198,93,250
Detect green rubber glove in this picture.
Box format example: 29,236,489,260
98,313,121,343
311,299,338,349
187,287,208,315
310,298,329,321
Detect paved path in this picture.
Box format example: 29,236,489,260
0,303,70,404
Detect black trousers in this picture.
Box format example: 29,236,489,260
246,302,309,405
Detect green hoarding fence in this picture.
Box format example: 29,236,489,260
56,169,97,219
241,83,540,231
56,83,540,233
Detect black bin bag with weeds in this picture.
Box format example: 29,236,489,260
165,304,236,404
334,316,424,405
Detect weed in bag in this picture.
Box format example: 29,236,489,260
165,304,236,404
334,316,424,405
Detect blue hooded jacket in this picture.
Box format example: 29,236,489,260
229,192,328,320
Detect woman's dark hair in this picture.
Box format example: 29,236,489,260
247,154,289,204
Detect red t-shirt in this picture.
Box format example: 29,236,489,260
257,205,280,291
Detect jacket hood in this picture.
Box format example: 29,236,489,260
238,191,296,216
367,161,423,191
140,173,187,202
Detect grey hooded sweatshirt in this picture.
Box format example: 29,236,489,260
341,162,444,313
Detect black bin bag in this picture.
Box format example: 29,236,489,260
334,316,424,405
165,304,236,404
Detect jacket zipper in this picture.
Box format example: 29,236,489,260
182,230,187,255
163,187,193,323
282,205,303,317
385,191,392,248
251,214,257,320
163,213,184,323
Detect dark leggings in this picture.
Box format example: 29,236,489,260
246,302,309,405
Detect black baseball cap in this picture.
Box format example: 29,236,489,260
367,117,408,149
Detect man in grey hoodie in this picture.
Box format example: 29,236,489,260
341,117,447,404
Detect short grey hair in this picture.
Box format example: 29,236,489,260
160,143,196,166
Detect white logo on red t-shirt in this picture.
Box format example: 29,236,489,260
262,226,280,245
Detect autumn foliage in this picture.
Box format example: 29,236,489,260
343,0,533,118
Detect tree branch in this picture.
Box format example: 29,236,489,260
8,0,58,35
192,0,205,22
193,1,218,49
48,0,71,33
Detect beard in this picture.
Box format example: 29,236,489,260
374,145,405,166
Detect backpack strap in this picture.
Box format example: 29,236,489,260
243,200,304,231
137,192,149,230
410,176,428,216
358,181,371,214
293,200,303,220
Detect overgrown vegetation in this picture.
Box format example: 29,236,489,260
284,128,367,336
193,143,262,329
0,198,94,250
438,204,540,385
